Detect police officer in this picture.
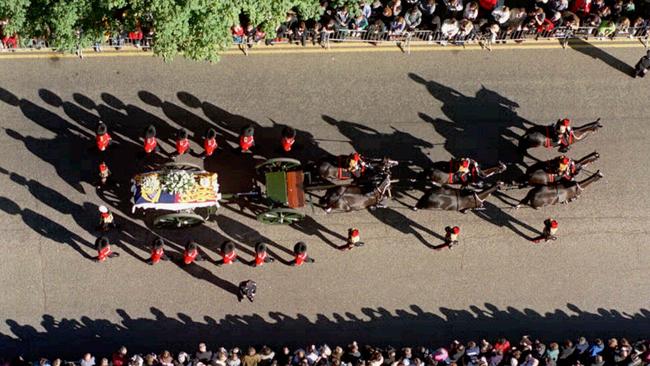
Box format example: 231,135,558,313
253,242,275,267
238,280,257,302
444,226,460,249
532,219,558,243
292,241,315,266
97,205,117,232
239,125,255,153
95,236,119,262
183,241,204,265
148,237,169,265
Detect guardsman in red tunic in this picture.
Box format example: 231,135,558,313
281,126,296,152
554,118,575,153
96,122,112,152
97,161,111,189
218,240,238,266
444,226,460,249
253,242,275,267
143,125,159,154
344,228,364,250
532,219,558,243
98,205,117,232
202,128,218,159
292,241,315,266
95,236,119,262
147,237,169,265
174,128,191,157
239,125,255,153
183,241,204,264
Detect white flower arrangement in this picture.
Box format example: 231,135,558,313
141,174,161,193
162,171,196,195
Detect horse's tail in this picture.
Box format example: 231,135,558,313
320,187,344,206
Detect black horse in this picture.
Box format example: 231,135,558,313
517,151,600,187
314,156,398,185
515,170,603,209
519,120,603,151
320,173,393,212
413,182,504,213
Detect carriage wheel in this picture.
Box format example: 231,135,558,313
163,162,203,172
256,208,305,225
255,158,301,173
153,213,205,229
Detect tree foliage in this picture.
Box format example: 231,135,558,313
1,0,332,62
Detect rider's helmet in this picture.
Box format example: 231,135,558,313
557,118,571,133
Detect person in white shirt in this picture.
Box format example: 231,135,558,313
492,6,511,24
464,2,479,21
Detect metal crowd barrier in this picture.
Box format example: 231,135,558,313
2,25,648,55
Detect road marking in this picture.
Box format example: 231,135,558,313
0,41,645,59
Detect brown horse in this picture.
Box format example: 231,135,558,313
518,119,603,151
320,173,393,212
515,170,603,209
413,182,504,213
316,156,398,184
425,160,507,187
518,151,600,187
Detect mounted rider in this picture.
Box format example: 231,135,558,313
547,155,577,182
346,152,367,178
449,157,484,187
551,118,575,153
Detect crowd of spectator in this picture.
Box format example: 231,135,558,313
5,336,650,366
232,0,650,47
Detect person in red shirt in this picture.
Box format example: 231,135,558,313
112,347,128,366
147,237,169,265
281,126,296,152
239,125,255,153
253,242,275,267
95,236,119,262
202,128,218,159
445,226,460,249
95,122,112,152
344,228,364,250
173,128,191,157
218,240,238,266
532,219,558,243
292,241,315,266
143,125,159,155
183,241,204,265
97,161,111,189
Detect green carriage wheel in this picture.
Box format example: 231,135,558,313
256,208,305,225
153,213,205,229
255,158,301,173
163,162,203,172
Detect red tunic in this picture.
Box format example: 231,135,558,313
150,248,164,264
204,138,217,156
176,138,190,155
183,249,198,264
255,251,268,266
281,137,295,152
222,250,237,264
144,137,157,153
294,252,307,266
96,133,111,151
240,135,254,151
97,246,112,261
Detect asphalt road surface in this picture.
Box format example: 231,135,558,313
0,45,649,357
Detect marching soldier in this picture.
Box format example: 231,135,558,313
148,237,169,265
239,125,255,153
532,219,559,243
174,128,191,157
253,242,275,267
95,122,112,152
95,236,119,262
292,241,315,266
97,161,111,189
218,240,238,266
97,205,117,232
143,125,159,154
238,280,257,302
281,126,296,152
202,128,218,158
182,241,204,265
444,226,460,249
344,228,364,250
